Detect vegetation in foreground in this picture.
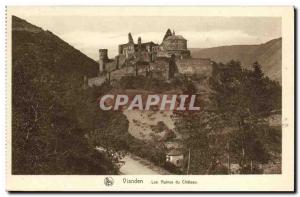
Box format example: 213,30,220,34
174,61,281,174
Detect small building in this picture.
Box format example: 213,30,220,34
166,149,184,167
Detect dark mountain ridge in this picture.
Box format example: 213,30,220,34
190,38,282,82
12,15,98,79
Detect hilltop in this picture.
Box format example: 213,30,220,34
190,38,282,82
12,15,98,79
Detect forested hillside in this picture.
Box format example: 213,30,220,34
12,16,116,174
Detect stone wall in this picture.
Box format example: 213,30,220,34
119,43,135,59
162,39,187,51
176,58,213,76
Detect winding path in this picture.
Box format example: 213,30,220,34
119,154,171,175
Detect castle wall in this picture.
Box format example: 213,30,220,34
149,61,169,79
116,54,126,68
176,58,213,76
138,51,151,63
119,43,135,59
156,50,190,59
162,39,187,51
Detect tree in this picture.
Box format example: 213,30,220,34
210,60,281,173
173,76,227,174
12,58,118,174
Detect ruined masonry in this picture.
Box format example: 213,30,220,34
88,29,213,87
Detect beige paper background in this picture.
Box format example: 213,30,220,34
6,6,294,191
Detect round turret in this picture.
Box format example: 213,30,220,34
99,49,108,74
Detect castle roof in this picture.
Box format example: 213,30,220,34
165,35,186,41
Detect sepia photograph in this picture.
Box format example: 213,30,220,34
6,6,294,191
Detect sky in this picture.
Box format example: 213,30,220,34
15,15,281,60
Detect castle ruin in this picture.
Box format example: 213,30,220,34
89,29,212,87
98,29,191,75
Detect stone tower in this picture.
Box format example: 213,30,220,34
138,37,142,47
99,49,108,75
128,32,134,43
137,37,142,62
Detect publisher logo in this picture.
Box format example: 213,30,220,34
104,177,114,186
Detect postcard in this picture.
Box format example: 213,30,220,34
6,6,294,192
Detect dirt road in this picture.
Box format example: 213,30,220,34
119,154,171,175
